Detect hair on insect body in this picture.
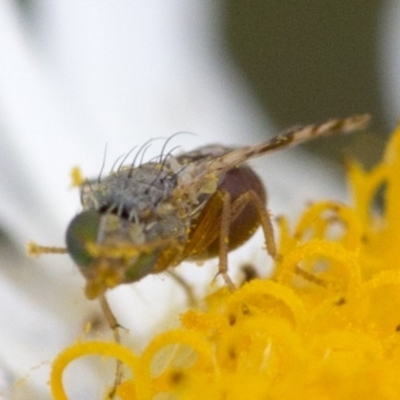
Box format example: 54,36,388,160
97,143,108,184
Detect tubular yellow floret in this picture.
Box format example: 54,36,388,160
225,279,306,329
50,341,143,400
273,239,361,294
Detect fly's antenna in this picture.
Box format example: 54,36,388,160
97,143,108,183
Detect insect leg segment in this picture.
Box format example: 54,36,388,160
182,165,274,288
99,294,123,398
217,185,277,288
99,294,121,341
227,188,277,259
218,187,235,291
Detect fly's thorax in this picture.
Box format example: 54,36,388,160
170,146,233,207
80,162,178,218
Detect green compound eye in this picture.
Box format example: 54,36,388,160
66,210,100,267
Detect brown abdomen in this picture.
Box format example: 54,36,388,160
186,165,266,260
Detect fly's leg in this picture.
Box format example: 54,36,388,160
218,188,277,291
99,294,123,399
218,189,235,291
167,270,197,306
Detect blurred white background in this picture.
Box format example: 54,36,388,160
0,1,396,398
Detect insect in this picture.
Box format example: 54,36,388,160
28,114,369,395
29,114,370,298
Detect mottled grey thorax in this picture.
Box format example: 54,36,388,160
81,163,178,220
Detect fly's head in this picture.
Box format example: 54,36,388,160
66,161,192,299
65,211,169,299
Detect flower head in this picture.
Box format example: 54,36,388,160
49,124,400,399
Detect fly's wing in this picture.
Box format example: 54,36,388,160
184,114,370,192
179,192,224,261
